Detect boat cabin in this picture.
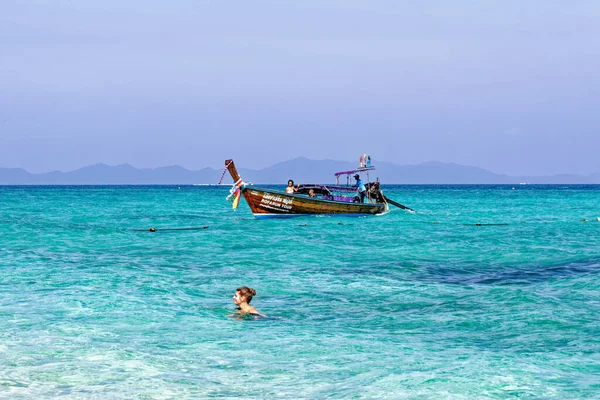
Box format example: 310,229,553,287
294,166,383,204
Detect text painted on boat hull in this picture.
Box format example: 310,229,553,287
257,192,293,212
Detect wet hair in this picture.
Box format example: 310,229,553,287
288,180,294,186
236,286,256,303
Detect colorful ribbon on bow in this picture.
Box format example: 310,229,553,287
226,178,246,210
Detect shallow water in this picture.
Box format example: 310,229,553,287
1,185,599,398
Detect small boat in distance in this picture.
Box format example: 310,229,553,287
222,158,393,218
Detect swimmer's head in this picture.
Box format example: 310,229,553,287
288,180,294,187
233,286,256,305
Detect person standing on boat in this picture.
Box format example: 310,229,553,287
286,179,299,194
353,174,367,203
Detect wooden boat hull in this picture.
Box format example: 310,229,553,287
242,187,388,218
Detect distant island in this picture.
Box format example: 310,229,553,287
1,157,599,184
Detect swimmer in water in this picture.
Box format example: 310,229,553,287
233,286,265,317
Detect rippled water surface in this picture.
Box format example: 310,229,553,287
1,185,600,398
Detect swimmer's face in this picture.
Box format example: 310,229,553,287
233,291,243,305
288,181,293,186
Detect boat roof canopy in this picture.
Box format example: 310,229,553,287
334,166,375,177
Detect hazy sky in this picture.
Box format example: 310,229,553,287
1,1,599,175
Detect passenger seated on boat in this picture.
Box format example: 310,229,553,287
286,179,299,194
308,189,317,198
233,286,265,317
353,174,367,203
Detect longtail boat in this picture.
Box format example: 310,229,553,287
222,158,392,218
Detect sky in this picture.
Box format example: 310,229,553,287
1,0,599,175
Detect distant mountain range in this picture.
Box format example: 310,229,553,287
1,157,600,184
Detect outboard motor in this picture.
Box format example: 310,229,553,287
367,181,385,203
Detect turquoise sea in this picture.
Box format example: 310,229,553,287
1,185,599,399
